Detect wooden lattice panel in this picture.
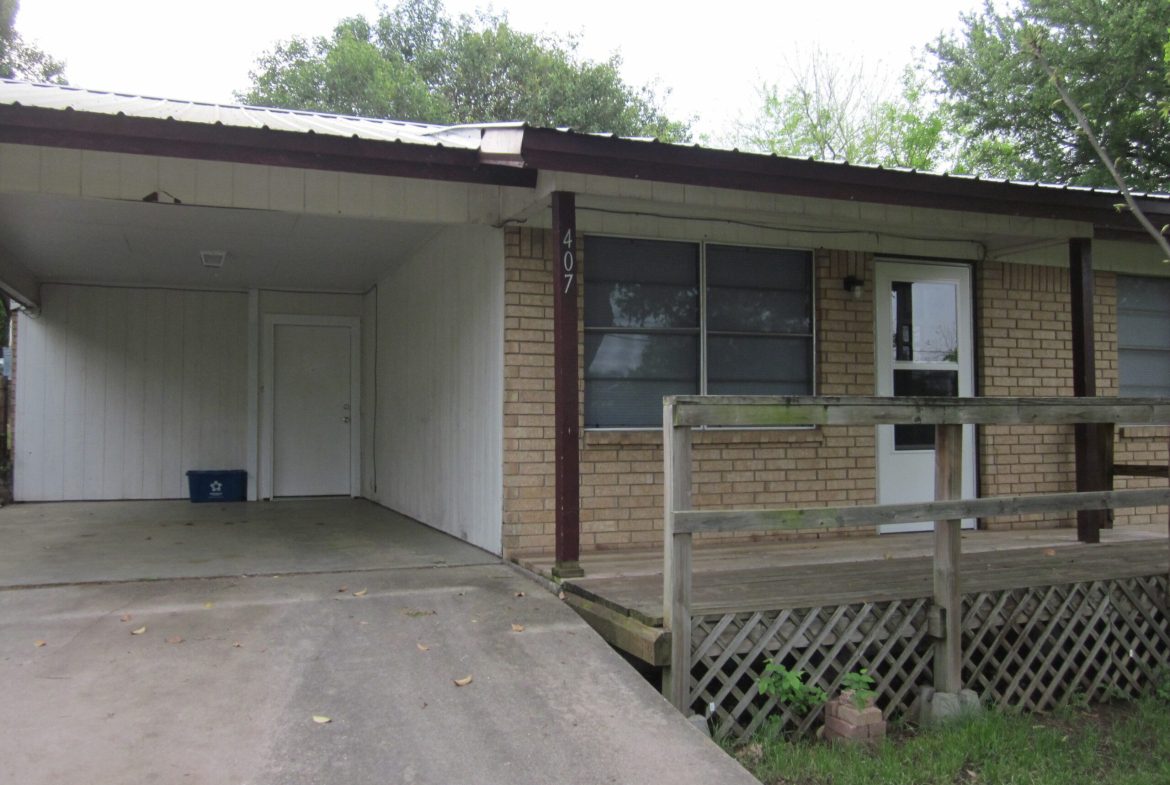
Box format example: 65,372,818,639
963,576,1170,711
690,599,932,740
689,575,1170,741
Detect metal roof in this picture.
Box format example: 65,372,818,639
0,79,526,150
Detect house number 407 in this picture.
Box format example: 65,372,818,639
562,228,575,294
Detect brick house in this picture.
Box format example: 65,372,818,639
0,81,1166,570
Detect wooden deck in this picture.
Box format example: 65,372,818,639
521,524,1169,665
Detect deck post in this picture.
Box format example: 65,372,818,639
662,400,693,710
933,423,963,694
551,192,584,579
1070,237,1107,543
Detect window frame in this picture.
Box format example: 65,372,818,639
1116,273,1170,399
582,234,817,431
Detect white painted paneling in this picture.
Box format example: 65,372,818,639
361,289,377,499
15,285,248,500
374,225,504,554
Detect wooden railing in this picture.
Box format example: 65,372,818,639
661,396,1170,711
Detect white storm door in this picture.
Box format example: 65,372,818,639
875,262,976,533
272,323,354,497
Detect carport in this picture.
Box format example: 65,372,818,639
0,82,517,554
0,499,759,784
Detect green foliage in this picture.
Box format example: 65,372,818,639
739,696,1170,785
839,668,878,709
757,661,827,716
0,0,64,83
732,51,951,171
237,0,689,140
930,0,1170,190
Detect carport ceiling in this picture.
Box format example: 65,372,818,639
0,192,445,293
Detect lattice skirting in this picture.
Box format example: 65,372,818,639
688,575,1170,741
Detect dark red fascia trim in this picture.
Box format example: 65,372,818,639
519,128,1170,236
0,103,538,189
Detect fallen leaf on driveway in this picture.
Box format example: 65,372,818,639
131,626,147,636
453,675,473,687
232,641,243,648
337,586,348,593
120,614,132,623
353,589,368,597
417,643,430,652
557,592,565,600
511,623,525,633
312,715,332,724
166,635,184,645
515,591,526,598
1043,548,1057,557
203,602,214,609
34,640,46,647
402,608,436,618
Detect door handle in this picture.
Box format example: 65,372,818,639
342,416,351,424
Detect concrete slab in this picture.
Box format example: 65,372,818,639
0,499,495,586
0,501,760,784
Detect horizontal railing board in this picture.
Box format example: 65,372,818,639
666,395,1170,428
673,488,1170,534
1113,463,1170,479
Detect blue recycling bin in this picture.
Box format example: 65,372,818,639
186,470,247,503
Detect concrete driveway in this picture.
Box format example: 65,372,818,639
0,500,758,785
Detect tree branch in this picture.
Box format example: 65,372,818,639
1027,35,1170,262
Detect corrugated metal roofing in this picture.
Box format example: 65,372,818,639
0,79,525,150
2,79,1167,201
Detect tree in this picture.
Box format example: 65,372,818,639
237,0,690,141
930,0,1170,190
731,51,950,171
0,0,64,83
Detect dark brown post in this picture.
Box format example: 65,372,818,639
1070,237,1106,543
551,192,583,578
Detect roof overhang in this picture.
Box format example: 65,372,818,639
518,127,1170,240
0,103,538,189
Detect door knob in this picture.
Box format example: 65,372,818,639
342,416,351,424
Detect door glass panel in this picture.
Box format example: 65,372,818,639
893,369,958,450
891,281,960,362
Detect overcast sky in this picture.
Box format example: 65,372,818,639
17,0,980,138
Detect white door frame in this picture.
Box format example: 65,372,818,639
874,260,976,532
260,314,361,499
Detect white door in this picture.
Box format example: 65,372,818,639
272,324,353,497
875,261,976,533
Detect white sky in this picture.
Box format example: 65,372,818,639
17,0,979,138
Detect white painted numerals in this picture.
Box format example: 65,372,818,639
562,227,575,294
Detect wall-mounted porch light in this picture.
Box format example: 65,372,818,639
200,250,228,269
843,275,865,299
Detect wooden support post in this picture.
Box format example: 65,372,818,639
662,400,693,711
1070,237,1106,543
933,423,963,694
551,192,583,579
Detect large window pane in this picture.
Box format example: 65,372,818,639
707,335,811,392
706,245,812,334
585,237,699,329
1118,275,1170,397
584,334,698,427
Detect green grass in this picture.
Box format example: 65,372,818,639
736,696,1170,785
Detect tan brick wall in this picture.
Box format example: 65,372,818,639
975,263,1166,529
502,228,877,557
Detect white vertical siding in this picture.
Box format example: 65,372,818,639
374,225,504,554
15,285,248,500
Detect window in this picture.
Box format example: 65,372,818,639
1118,275,1170,397
584,237,814,428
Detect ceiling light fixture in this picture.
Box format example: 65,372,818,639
200,250,227,268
